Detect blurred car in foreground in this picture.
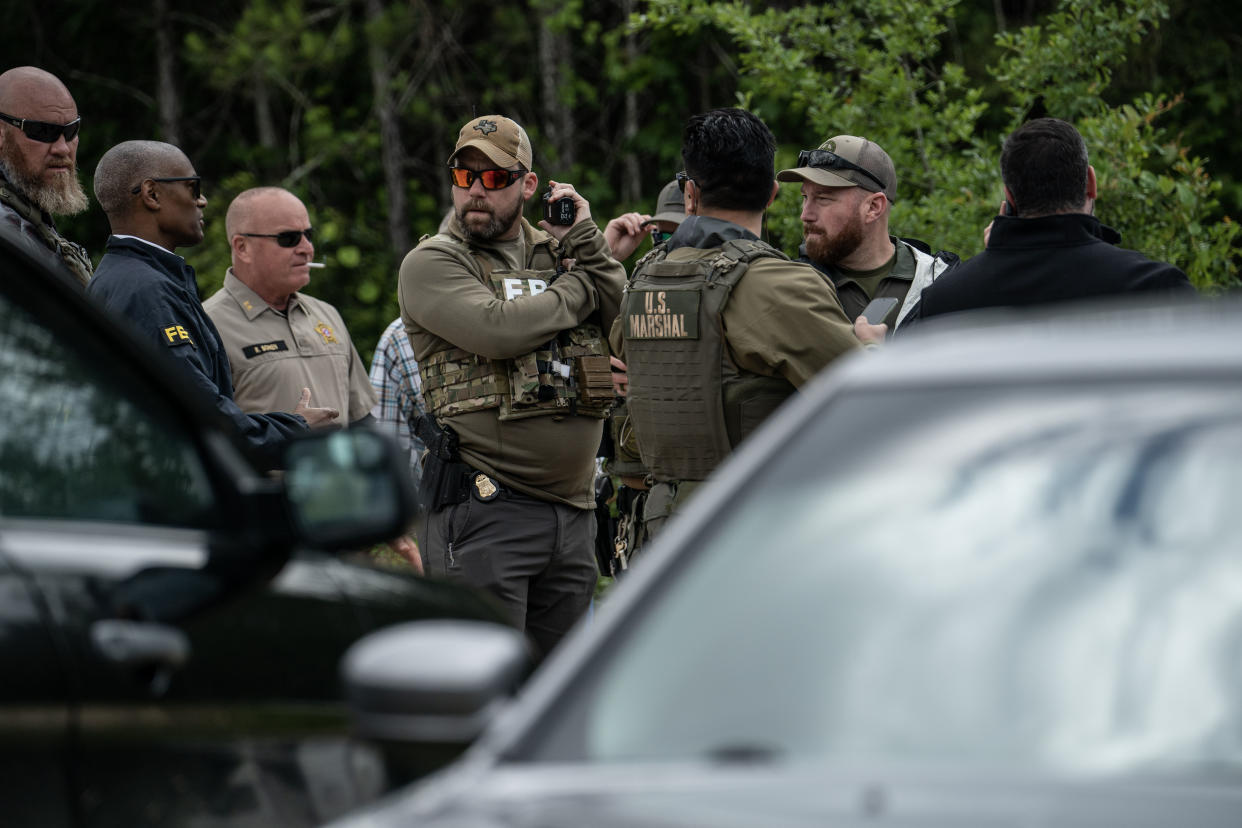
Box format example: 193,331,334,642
333,298,1242,827
0,225,501,826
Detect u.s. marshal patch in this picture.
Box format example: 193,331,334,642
473,473,499,501
623,288,699,339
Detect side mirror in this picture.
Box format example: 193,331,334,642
341,620,530,780
282,428,415,551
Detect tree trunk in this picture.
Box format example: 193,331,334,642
153,0,182,146
365,0,410,257
252,63,277,151
538,8,575,172
619,0,641,204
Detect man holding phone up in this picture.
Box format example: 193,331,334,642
778,135,956,332
398,115,624,658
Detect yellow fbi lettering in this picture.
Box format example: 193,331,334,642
162,324,195,347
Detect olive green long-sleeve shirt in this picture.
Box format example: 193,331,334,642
399,217,624,508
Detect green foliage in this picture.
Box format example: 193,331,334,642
635,0,1238,290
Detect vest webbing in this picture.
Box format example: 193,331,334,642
622,238,795,482
418,233,612,422
0,176,93,287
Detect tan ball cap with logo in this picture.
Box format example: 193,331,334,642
777,135,897,203
447,115,533,170
640,179,687,228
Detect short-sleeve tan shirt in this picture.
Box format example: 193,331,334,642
204,269,377,422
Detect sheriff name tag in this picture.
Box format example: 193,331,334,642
625,289,699,340
241,340,290,359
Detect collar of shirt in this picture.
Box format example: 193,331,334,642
112,233,177,257
223,267,302,321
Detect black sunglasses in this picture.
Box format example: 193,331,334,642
676,170,691,192
449,166,525,190
131,176,203,200
240,228,314,248
796,149,887,192
0,112,81,144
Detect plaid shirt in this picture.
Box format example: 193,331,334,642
369,317,426,488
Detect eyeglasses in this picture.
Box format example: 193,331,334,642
239,228,314,248
449,166,525,190
130,176,203,200
676,170,691,192
796,149,887,192
0,112,81,144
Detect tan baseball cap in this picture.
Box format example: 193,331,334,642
777,135,897,202
640,179,687,227
447,115,533,170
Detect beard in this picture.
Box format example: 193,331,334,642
455,193,524,243
804,212,864,269
0,143,89,217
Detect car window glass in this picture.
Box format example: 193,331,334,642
526,384,1242,774
0,290,214,526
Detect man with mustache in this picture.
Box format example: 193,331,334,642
0,66,93,286
777,134,956,332
398,114,624,658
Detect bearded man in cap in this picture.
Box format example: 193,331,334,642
399,114,624,657
0,66,93,286
777,135,957,332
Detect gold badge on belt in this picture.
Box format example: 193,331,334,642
473,473,499,501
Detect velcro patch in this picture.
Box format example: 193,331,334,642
623,288,699,340
242,340,290,359
161,324,195,347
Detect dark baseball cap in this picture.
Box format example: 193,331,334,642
447,115,533,169
777,135,897,202
640,179,686,227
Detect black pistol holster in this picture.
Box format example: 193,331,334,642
414,415,471,511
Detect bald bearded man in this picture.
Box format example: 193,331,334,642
0,66,93,285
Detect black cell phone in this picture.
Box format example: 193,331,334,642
860,296,899,325
542,187,577,225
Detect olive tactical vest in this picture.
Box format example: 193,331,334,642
621,239,795,482
418,232,612,422
0,174,93,287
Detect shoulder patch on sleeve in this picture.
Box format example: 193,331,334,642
161,324,196,348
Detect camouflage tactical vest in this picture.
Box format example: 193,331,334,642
621,238,795,482
418,233,613,422
0,175,93,287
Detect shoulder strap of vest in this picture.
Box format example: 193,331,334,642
706,238,789,285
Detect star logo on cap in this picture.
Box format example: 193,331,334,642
474,119,498,135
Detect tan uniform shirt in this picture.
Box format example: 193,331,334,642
204,270,377,422
399,218,625,509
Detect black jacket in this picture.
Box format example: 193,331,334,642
902,213,1193,325
89,236,306,467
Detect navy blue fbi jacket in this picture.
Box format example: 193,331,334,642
903,213,1195,325
89,236,307,468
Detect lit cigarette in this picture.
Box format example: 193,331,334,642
307,262,326,268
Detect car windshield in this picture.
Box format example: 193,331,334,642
522,383,1242,774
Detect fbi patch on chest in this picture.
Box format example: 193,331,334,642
242,340,290,359
625,289,699,339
